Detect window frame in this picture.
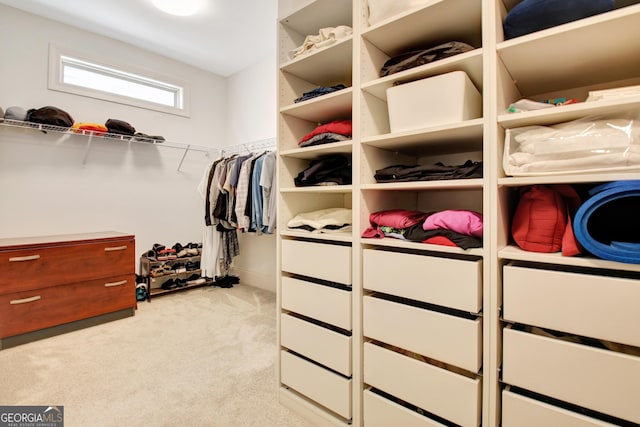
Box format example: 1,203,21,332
48,44,191,117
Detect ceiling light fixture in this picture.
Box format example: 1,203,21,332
151,0,205,16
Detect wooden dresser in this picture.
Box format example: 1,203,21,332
0,231,136,348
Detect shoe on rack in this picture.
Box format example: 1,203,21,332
143,250,157,260
186,261,200,271
183,242,198,256
173,243,189,258
158,248,177,260
153,243,165,252
150,267,164,278
175,278,187,288
161,279,177,290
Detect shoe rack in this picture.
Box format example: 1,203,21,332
139,244,206,300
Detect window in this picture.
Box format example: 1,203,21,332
49,45,190,116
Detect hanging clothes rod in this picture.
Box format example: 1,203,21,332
220,137,276,156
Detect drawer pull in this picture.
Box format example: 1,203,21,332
10,295,41,305
104,245,127,252
9,254,41,262
104,280,127,287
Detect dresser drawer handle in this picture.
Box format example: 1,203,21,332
104,246,128,252
9,255,41,262
104,280,127,287
10,295,41,305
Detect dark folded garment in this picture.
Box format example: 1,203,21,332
105,118,136,135
26,106,74,128
380,41,475,77
295,84,347,103
134,132,165,143
294,154,352,187
403,223,483,249
374,160,482,182
299,132,349,148
503,0,614,40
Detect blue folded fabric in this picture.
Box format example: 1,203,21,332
573,180,640,264
504,0,614,40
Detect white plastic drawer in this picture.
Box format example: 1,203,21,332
363,296,481,372
281,276,351,330
363,390,446,427
282,239,351,285
364,342,481,427
503,328,640,424
281,350,352,419
281,313,352,376
502,390,618,427
363,249,482,313
503,265,640,347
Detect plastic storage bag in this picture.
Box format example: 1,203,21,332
503,115,640,176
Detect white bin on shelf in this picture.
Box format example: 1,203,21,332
386,71,482,133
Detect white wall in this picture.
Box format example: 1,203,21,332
225,55,278,292
0,4,227,268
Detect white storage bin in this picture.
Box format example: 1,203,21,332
502,327,640,424
386,71,482,133
502,390,618,427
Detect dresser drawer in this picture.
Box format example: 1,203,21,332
281,239,351,285
503,265,640,347
0,238,135,294
0,274,135,338
281,313,352,376
364,390,446,427
502,390,618,427
363,296,481,372
281,350,352,419
364,342,481,427
363,249,481,313
281,276,351,330
503,327,640,424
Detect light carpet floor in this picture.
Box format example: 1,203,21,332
0,284,314,427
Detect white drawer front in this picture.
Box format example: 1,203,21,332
282,239,351,285
281,276,351,330
281,350,352,419
363,249,481,313
503,266,640,346
503,328,640,424
502,390,618,427
503,265,640,347
281,313,352,376
363,296,481,372
364,343,481,427
364,390,446,427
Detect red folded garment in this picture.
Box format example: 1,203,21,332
362,209,431,238
72,123,108,136
299,120,352,145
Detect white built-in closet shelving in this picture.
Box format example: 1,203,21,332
278,0,640,426
494,1,640,426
